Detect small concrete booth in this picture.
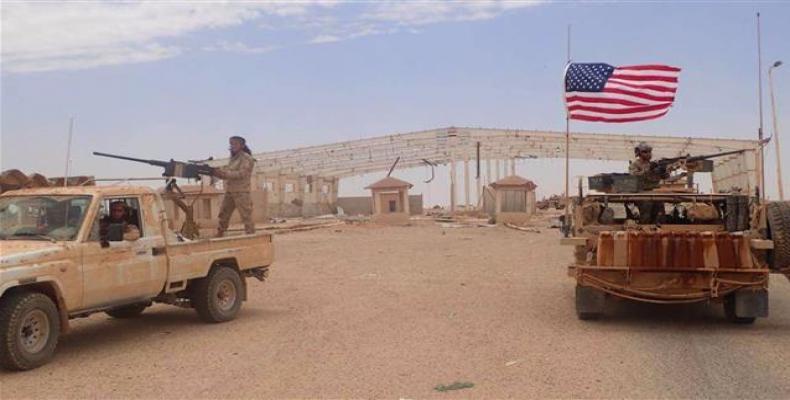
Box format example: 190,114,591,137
366,176,413,225
489,175,537,225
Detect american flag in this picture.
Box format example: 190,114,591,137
564,63,681,123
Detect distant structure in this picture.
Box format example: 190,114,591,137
486,175,537,225
365,176,413,225
205,126,758,218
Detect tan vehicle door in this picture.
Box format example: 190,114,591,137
80,196,167,309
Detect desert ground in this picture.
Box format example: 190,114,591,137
3,220,790,399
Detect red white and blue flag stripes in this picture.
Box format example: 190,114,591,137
564,63,681,123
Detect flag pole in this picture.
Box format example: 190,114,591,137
563,25,571,237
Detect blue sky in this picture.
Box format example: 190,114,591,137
1,1,788,202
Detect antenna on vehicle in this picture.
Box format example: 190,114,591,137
64,117,74,187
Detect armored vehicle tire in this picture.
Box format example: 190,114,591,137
723,294,756,324
191,266,244,323
0,291,61,371
766,201,790,271
105,302,149,319
575,285,605,320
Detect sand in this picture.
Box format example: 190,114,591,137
3,221,790,398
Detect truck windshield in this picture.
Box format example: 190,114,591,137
0,195,92,241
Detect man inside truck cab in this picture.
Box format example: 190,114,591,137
99,200,140,243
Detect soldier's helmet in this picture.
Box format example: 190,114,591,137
634,141,652,155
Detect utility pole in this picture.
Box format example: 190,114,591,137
769,60,784,199
756,13,766,201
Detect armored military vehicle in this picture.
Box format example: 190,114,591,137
562,150,789,323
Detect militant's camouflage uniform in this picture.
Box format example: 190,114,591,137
217,151,256,235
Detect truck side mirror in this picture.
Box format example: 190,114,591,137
106,223,124,242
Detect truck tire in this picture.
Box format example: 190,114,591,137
575,285,605,320
723,293,756,324
190,266,244,323
105,302,149,319
766,201,790,272
0,291,61,371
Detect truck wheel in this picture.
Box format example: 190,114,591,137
191,266,244,323
0,291,61,371
766,201,790,271
105,302,149,319
723,294,756,324
575,285,604,320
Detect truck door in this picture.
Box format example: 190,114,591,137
80,196,166,309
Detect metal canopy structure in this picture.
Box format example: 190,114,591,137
209,127,760,204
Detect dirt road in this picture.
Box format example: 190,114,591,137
3,222,790,398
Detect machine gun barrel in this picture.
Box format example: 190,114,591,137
92,152,170,168
685,149,748,162
656,149,748,165
93,151,216,180
651,148,749,176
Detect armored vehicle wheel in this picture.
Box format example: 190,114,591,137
0,291,61,371
105,302,149,319
767,201,790,272
722,289,768,324
723,294,756,324
575,285,605,320
190,266,244,323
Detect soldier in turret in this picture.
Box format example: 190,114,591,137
629,141,668,189
628,141,668,223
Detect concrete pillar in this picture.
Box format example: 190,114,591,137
463,155,470,209
311,176,321,205
523,190,528,213
276,174,285,215
476,162,482,208
450,159,457,212
510,158,516,176
527,190,536,215
332,177,339,203
298,175,307,197
486,158,492,185
402,188,410,214
495,159,501,181
495,189,502,214
373,191,382,214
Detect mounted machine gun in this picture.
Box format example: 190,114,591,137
92,152,216,180
590,149,750,193
650,148,747,177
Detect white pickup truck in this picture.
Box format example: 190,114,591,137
0,186,274,370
